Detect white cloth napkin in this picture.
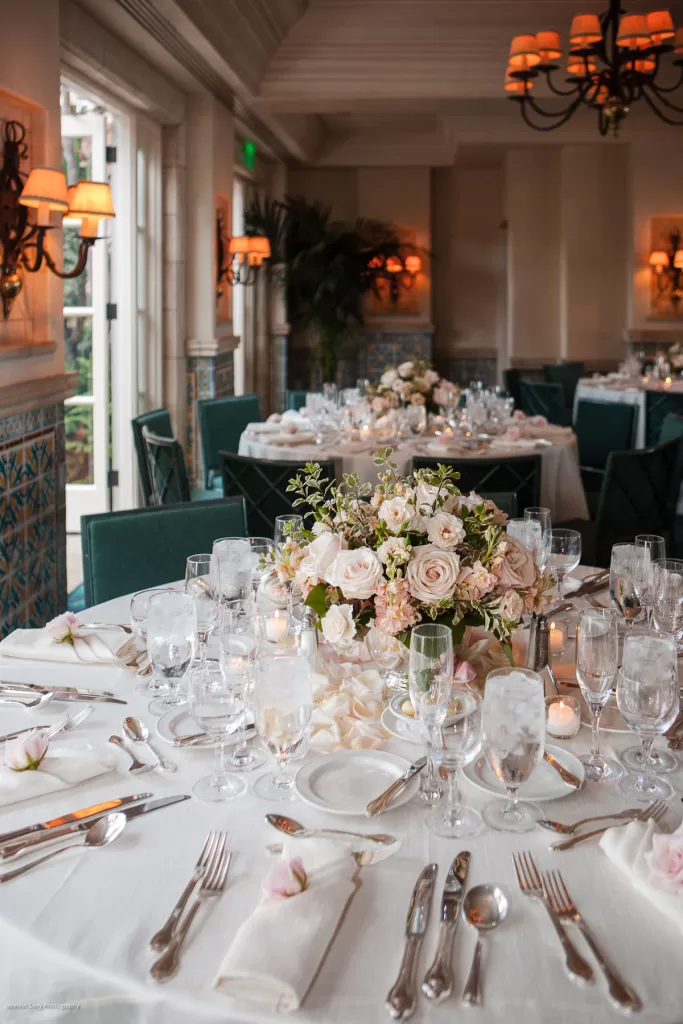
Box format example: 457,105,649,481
600,819,683,934
267,432,317,447
215,838,357,1012
0,628,124,665
0,746,115,808
245,421,282,436
490,437,541,450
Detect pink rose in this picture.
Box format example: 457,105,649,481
512,409,526,421
646,832,683,892
262,857,309,904
494,536,536,589
528,414,548,427
457,561,497,601
503,426,521,442
5,729,49,772
407,544,460,604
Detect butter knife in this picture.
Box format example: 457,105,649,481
385,863,438,1020
366,757,427,817
421,851,470,1002
543,751,582,789
0,793,153,846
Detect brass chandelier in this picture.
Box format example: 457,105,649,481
505,1,683,136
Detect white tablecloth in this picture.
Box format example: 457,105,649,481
238,431,589,522
1,572,682,1023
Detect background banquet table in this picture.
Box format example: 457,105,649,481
238,428,589,522
1,572,682,1023
574,376,683,449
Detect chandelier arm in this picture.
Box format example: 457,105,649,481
41,238,94,279
640,85,683,125
18,230,49,273
544,70,581,98
646,81,683,114
518,95,585,132
651,65,683,94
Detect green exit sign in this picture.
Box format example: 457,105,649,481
243,140,256,170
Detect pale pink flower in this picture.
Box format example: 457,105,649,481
372,396,390,415
646,832,683,892
46,612,81,646
512,409,527,421
325,548,383,600
457,561,497,601
321,604,357,647
453,660,477,685
378,496,412,535
494,535,536,589
374,579,420,635
528,414,548,427
5,730,49,772
503,426,521,442
407,545,461,604
499,589,524,621
262,857,309,905
426,511,466,551
276,538,305,583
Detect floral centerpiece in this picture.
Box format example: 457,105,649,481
369,359,459,416
273,450,553,676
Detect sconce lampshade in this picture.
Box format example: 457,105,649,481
674,26,683,51
505,75,532,94
508,35,541,68
228,236,251,259
368,255,384,269
19,167,69,225
536,30,562,62
404,254,422,275
650,250,669,267
646,10,675,45
567,56,598,76
674,250,683,268
67,181,115,238
247,236,271,258
385,256,404,275
617,14,651,48
625,58,656,73
569,14,603,47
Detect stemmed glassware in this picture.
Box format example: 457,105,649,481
212,538,252,606
185,554,218,661
275,514,303,615
617,631,679,801
633,535,666,628
408,623,454,805
652,559,683,642
548,528,581,596
246,537,274,596
481,667,545,832
253,655,312,801
187,660,247,802
146,591,197,716
610,543,642,629
426,688,483,838
575,608,623,783
219,598,266,772
366,622,408,699
524,507,552,571
130,587,169,684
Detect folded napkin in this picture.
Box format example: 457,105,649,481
600,819,683,935
245,421,283,436
267,432,317,447
0,745,115,809
490,437,540,450
0,627,125,665
215,838,357,1012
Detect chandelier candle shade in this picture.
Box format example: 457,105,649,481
505,1,683,136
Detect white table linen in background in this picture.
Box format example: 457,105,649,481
238,430,589,522
1,571,682,1023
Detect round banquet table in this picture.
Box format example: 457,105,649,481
1,571,681,1024
238,429,589,523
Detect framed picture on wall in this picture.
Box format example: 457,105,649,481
215,194,232,325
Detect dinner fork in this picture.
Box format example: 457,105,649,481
108,735,155,774
538,802,657,835
149,830,223,952
542,870,642,1012
550,800,666,851
150,835,231,981
0,712,69,744
512,851,594,985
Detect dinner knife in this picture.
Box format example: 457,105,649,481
421,851,470,1003
543,751,582,789
0,686,126,705
0,794,191,860
366,757,427,817
0,792,154,846
386,863,438,1020
0,682,116,698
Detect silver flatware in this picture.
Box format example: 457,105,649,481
385,863,437,1020
0,712,69,744
512,850,594,985
0,813,126,883
123,716,177,772
422,851,470,1003
79,622,134,634
0,792,153,846
0,794,190,861
366,757,427,817
461,885,509,1008
0,681,115,698
543,751,582,789
108,734,155,774
266,814,396,846
538,805,653,835
150,837,231,982
0,691,55,709
550,800,666,852
542,870,641,1013
150,830,223,951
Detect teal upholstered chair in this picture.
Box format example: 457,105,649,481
519,380,570,426
411,454,541,512
81,497,247,606
574,399,638,516
543,362,585,409
197,395,262,489
286,390,315,412
645,392,683,447
660,411,683,443
220,451,336,536
132,408,172,506
142,429,215,505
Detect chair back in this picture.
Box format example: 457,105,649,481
197,395,262,488
132,408,172,505
411,454,541,512
286,390,317,412
519,380,569,426
81,497,247,606
220,451,335,536
659,411,683,443
645,391,683,447
593,438,683,567
575,399,637,470
543,362,585,408
143,428,191,505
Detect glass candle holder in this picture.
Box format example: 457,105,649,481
259,609,297,650
548,620,567,657
545,695,581,739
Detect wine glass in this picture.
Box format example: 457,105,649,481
366,621,408,699
617,632,679,801
253,655,312,801
426,688,483,838
524,507,552,571
634,535,666,628
146,591,197,715
185,554,218,660
218,599,266,772
130,587,168,651
575,608,623,783
652,559,683,641
187,661,247,802
247,536,274,596
212,538,252,605
610,543,642,629
482,667,545,833
548,528,581,596
409,623,454,805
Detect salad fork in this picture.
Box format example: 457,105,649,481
550,800,666,851
538,801,658,835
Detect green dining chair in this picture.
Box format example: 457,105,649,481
543,362,585,409
286,390,316,412
660,411,683,443
81,496,247,606
132,408,172,506
143,429,216,505
411,454,541,512
645,391,683,447
574,399,638,516
519,380,570,426
197,395,262,489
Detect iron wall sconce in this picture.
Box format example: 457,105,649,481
650,229,683,313
216,209,270,301
369,251,423,303
0,119,114,319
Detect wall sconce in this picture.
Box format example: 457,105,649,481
650,229,683,313
0,120,114,319
216,209,270,300
371,250,423,303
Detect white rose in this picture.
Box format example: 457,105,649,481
321,604,357,648
413,376,430,393
380,369,398,386
414,482,456,518
378,496,412,534
499,589,524,621
398,361,415,379
311,520,331,536
456,490,486,514
407,544,461,604
325,548,383,600
426,511,466,550
424,369,440,386
377,537,411,564
299,531,344,578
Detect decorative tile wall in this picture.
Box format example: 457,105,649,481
0,404,66,638
441,355,498,388
357,331,433,381
186,351,235,486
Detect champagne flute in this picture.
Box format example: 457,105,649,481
253,655,312,801
575,608,623,783
275,515,303,615
652,559,683,639
187,661,247,802
482,667,545,833
524,506,551,572
548,528,581,597
247,536,274,596
426,688,483,838
130,586,169,686
366,621,408,699
409,623,454,804
185,554,218,661
610,543,642,629
634,535,666,628
146,591,197,716
219,599,267,772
